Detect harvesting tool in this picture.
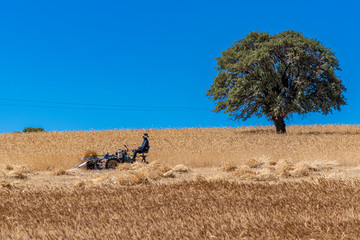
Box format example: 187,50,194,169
74,145,149,170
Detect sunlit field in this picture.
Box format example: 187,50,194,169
1,124,360,239
2,179,360,239
0,124,359,170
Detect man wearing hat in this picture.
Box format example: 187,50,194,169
132,133,150,160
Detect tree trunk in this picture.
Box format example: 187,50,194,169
273,117,286,134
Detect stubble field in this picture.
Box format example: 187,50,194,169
1,125,360,239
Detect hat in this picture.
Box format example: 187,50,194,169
142,133,149,138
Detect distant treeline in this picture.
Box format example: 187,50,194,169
21,127,45,133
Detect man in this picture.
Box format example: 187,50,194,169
132,133,150,160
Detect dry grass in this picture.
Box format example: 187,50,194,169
0,124,359,171
0,164,31,180
231,155,338,181
1,125,360,239
117,172,149,186
1,179,360,239
163,169,175,178
4,164,13,171
54,168,67,176
83,150,97,158
222,164,238,172
172,164,189,173
0,180,12,188
9,169,28,179
114,161,186,184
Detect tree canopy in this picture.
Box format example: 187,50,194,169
207,30,346,133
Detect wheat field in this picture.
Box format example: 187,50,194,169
1,124,360,239
1,179,360,239
0,124,359,170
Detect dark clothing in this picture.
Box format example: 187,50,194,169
132,138,149,159
132,150,141,160
138,138,149,152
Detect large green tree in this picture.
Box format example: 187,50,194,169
207,30,346,133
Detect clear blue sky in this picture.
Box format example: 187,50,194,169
0,0,359,133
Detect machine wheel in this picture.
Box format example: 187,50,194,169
105,158,120,169
86,162,96,170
